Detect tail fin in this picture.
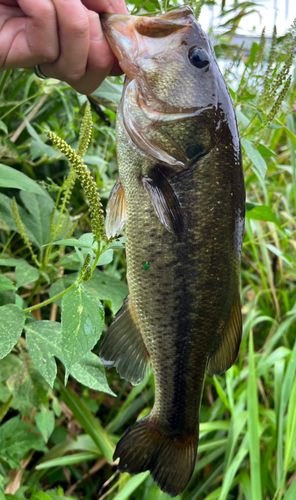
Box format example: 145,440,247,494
114,416,198,497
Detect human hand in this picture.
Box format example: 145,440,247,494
0,0,128,94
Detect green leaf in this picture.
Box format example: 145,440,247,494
84,154,106,166
0,353,21,382
276,119,296,148
0,214,9,231
236,109,250,128
36,452,99,469
257,144,275,158
30,493,55,500
219,436,249,500
285,477,296,500
20,191,55,249
26,320,113,393
267,124,283,129
213,377,230,410
245,202,258,211
0,193,39,247
0,275,16,292
58,252,81,271
241,138,267,180
49,274,77,307
61,286,105,371
6,354,46,415
25,321,62,388
245,205,281,228
0,416,46,468
0,257,27,267
25,119,57,160
97,249,113,266
15,261,39,289
228,86,235,99
0,120,8,134
35,406,55,443
70,352,115,395
285,374,296,470
92,79,123,104
0,164,47,196
265,243,293,268
84,269,128,314
277,340,296,487
47,238,93,248
0,304,25,359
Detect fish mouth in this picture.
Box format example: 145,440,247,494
101,7,194,79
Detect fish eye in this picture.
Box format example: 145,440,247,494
188,47,209,69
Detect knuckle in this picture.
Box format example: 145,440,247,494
37,3,55,19
67,68,86,82
34,44,58,64
70,17,90,38
42,46,58,63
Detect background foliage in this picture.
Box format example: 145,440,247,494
0,0,296,499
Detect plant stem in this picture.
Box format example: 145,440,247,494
0,232,16,257
24,283,77,313
0,70,12,96
0,93,40,121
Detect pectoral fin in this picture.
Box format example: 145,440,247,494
100,296,150,385
142,168,184,237
105,179,126,238
208,288,242,375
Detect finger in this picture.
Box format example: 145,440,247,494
0,1,19,6
81,0,128,15
0,0,58,69
41,0,90,83
66,1,128,93
64,10,115,94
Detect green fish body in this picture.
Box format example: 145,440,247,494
100,6,245,497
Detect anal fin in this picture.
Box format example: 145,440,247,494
142,168,184,237
99,296,150,385
106,178,126,238
208,288,242,375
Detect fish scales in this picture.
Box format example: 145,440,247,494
100,6,245,497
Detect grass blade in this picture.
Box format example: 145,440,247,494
36,452,99,469
113,472,150,499
284,375,296,471
277,340,296,489
247,331,262,500
57,378,115,462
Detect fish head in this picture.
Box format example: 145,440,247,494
101,7,220,108
101,7,233,166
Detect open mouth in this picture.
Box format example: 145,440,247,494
100,7,194,79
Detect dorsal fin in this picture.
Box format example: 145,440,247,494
105,178,126,238
142,168,184,237
208,288,242,375
100,296,150,385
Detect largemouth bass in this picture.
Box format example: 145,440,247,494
100,6,245,497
